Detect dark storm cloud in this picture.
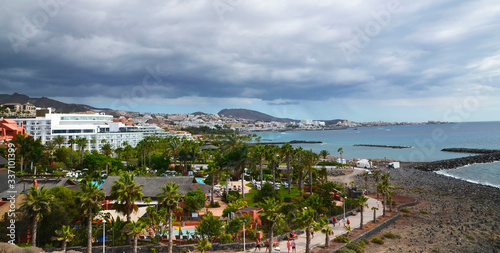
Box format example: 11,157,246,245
0,0,499,118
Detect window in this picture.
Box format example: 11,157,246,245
68,129,81,133
53,130,67,134
83,129,94,133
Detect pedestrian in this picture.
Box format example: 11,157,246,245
311,230,314,238
286,240,291,253
254,239,261,252
332,217,337,227
347,218,350,226
291,239,296,253
265,239,270,252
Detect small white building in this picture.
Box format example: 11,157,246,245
356,159,372,168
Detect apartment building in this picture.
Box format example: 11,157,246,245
13,111,172,152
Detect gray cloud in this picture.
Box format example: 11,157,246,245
1,0,500,120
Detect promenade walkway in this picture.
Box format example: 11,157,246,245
277,196,383,253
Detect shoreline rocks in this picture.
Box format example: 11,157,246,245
413,152,500,171
441,148,500,154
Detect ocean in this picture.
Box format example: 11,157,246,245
255,121,500,188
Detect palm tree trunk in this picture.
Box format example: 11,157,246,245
360,206,364,229
168,210,173,253
211,174,215,205
31,215,38,247
299,170,303,197
305,228,311,253
87,213,92,253
21,155,24,172
286,154,291,194
325,233,330,248
62,240,67,253
382,194,386,217
133,237,138,253
268,228,273,253
373,209,376,222
309,170,313,195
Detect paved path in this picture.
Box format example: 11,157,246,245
274,196,383,253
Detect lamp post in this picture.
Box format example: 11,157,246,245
243,219,247,253
102,220,106,253
343,197,347,220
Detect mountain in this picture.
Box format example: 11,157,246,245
218,108,298,123
0,93,110,113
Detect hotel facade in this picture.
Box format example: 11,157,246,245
13,111,175,152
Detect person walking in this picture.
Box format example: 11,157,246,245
286,240,291,253
291,239,296,253
332,217,337,227
254,239,261,252
347,218,350,226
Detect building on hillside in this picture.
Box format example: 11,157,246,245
0,118,27,144
1,103,36,117
12,111,179,152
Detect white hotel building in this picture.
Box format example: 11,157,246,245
14,111,171,152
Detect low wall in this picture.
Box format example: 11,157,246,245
333,200,419,253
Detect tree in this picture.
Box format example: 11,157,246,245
252,144,266,186
79,179,104,253
372,171,381,198
195,239,212,253
280,143,294,194
20,185,54,247
314,216,333,248
355,195,369,229
124,221,146,253
206,158,223,205
76,137,88,168
68,138,77,164
337,147,344,162
264,145,281,190
101,143,113,157
110,173,144,244
253,182,280,203
377,181,388,217
45,140,56,164
156,182,183,253
53,135,66,150
292,208,316,253
362,171,370,194
52,225,75,253
371,206,378,223
319,150,330,160
195,211,224,242
306,194,325,221
301,150,319,195
184,188,206,213
12,133,29,171
258,198,285,253
226,143,253,198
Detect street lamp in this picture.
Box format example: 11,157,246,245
243,219,247,253
102,220,106,253
343,197,347,220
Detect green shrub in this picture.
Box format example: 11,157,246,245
346,240,366,253
180,249,190,253
334,235,351,243
383,232,401,239
284,196,292,202
337,248,357,253
466,234,475,240
220,233,233,244
209,202,221,208
400,207,411,213
420,210,429,214
371,237,384,244
149,248,157,253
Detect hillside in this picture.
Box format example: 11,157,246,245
218,108,298,123
0,93,109,113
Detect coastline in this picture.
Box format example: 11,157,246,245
354,164,500,252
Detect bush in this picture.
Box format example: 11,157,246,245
149,248,157,253
346,240,366,253
337,248,357,253
420,210,429,214
209,202,220,208
383,232,401,239
220,233,233,244
284,196,292,202
334,235,351,243
371,237,384,244
400,207,411,213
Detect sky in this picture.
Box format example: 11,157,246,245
1,0,500,122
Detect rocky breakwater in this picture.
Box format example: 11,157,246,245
414,151,500,171
441,148,500,154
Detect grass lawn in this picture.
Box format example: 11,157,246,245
243,183,302,206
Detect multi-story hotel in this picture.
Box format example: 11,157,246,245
12,110,175,152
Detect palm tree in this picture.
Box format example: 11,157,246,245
377,180,389,217
258,198,285,253
110,173,144,244
319,150,330,160
355,195,369,229
125,221,146,253
252,144,266,186
372,171,381,198
52,225,75,253
101,143,113,157
362,171,370,194
76,137,88,166
264,145,281,190
302,150,319,195
68,138,77,164
314,216,333,248
79,179,105,253
20,186,54,247
280,143,294,194
337,147,344,163
12,133,30,171
371,206,379,223
53,135,66,150
207,160,222,205
45,140,56,164
227,143,253,198
195,239,212,253
156,182,183,253
292,208,316,253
